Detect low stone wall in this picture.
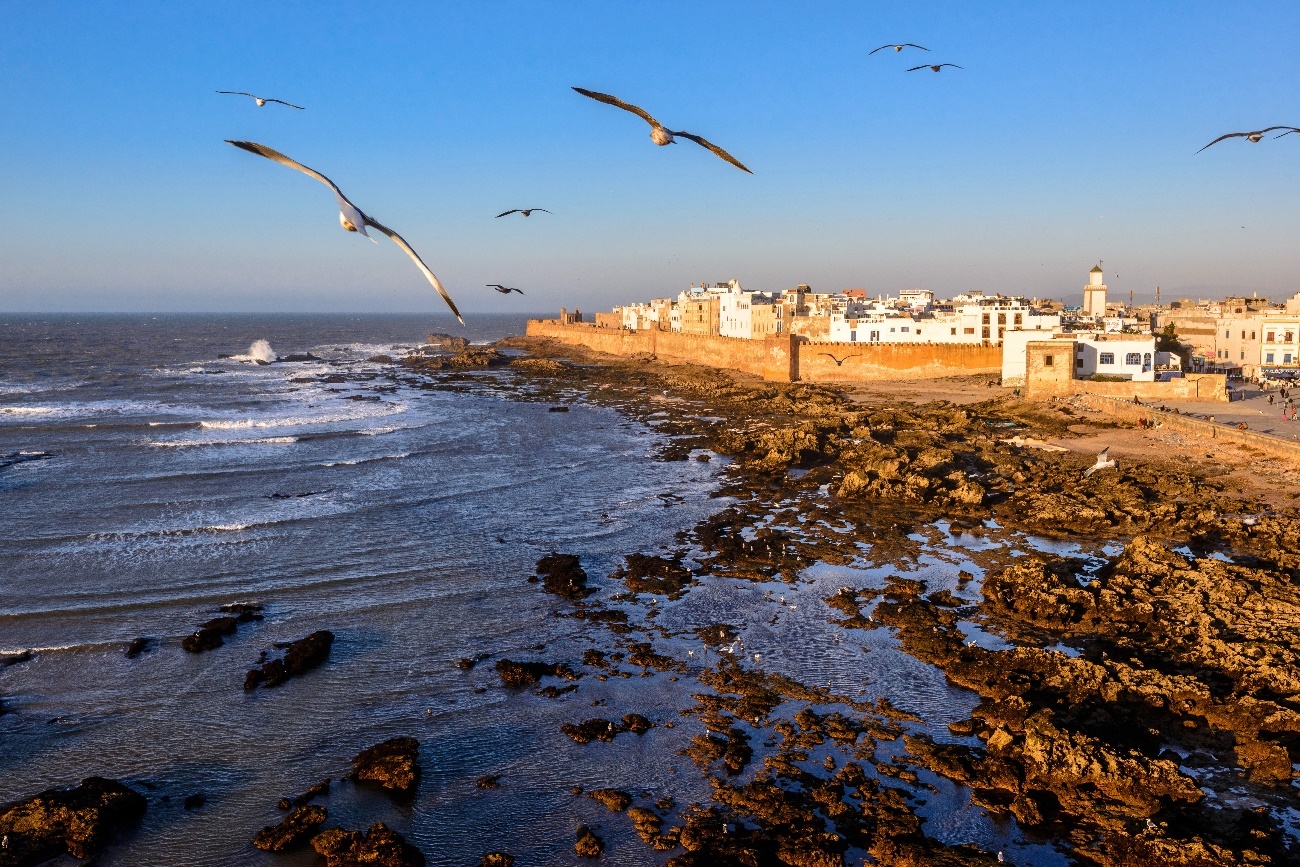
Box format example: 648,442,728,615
800,341,1001,382
524,321,1001,383
1073,374,1228,403
1073,394,1300,466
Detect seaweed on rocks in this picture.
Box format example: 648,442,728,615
494,659,578,689
253,805,327,852
311,822,425,867
534,553,592,598
561,714,654,744
613,553,695,599
349,737,420,795
0,777,145,864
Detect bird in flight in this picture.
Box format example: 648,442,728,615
1197,127,1300,152
225,140,463,324
487,284,525,295
907,63,963,73
820,353,861,366
869,43,928,54
572,87,752,174
496,208,553,218
1082,447,1118,478
216,91,305,110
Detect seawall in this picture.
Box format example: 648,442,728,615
524,320,1000,383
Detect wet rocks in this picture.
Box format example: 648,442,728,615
311,821,425,867
182,793,206,810
574,824,604,858
682,726,752,775
253,805,327,852
547,405,570,412
695,623,738,646
277,778,330,810
182,603,264,653
425,333,469,351
588,788,632,812
534,553,592,599
479,853,514,867
350,737,420,795
476,774,501,790
493,659,577,689
613,554,695,599
124,637,154,659
0,776,145,863
244,630,333,690
561,714,654,744
509,357,565,374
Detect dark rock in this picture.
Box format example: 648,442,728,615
277,778,331,810
574,824,604,858
456,654,490,670
494,659,577,689
124,638,154,659
562,714,654,744
182,793,206,810
614,554,694,599
244,630,334,690
0,776,146,862
368,354,395,363
253,805,327,852
277,353,321,362
0,650,32,667
181,616,238,653
311,821,425,867
425,333,469,351
548,406,570,412
535,553,591,599
350,737,420,794
480,854,514,867
476,774,501,789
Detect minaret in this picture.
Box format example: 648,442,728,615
1082,265,1107,317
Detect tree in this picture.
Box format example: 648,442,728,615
1155,323,1181,352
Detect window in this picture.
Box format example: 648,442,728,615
1241,331,1246,339
1241,352,1245,360
901,326,910,333
1044,355,1054,366
1014,313,1023,326
850,330,857,342
1287,353,1295,364
889,327,896,332
1125,353,1142,365
950,327,957,336
1267,331,1276,342
963,327,975,335
998,313,1006,325
982,313,990,324
981,327,990,339
1076,357,1084,368
1267,353,1275,363
1225,330,1230,339
1251,331,1255,339
1288,332,1295,343
1099,352,1115,365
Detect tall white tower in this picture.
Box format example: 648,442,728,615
1082,265,1108,317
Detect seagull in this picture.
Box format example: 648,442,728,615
486,284,525,295
225,141,463,324
1082,446,1118,478
496,208,553,218
1197,127,1300,153
907,64,963,72
869,43,929,54
571,87,752,173
820,352,861,366
216,91,304,109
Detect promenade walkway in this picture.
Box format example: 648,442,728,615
1146,386,1300,443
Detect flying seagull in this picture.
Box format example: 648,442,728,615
869,43,928,54
225,140,463,324
820,353,861,366
1082,446,1118,478
907,63,963,72
572,86,752,174
486,284,525,295
495,208,553,218
1197,127,1300,153
216,91,304,109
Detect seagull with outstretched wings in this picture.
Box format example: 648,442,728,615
907,63,963,72
1082,447,1118,478
486,284,525,295
1197,127,1300,152
869,43,928,54
572,87,752,174
225,140,463,324
820,353,861,367
496,208,553,218
216,91,305,109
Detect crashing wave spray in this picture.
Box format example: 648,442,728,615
244,340,275,364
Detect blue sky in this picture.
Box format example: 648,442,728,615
2,1,1298,319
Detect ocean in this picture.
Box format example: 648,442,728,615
0,314,728,865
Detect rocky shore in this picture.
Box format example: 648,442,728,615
482,335,1300,866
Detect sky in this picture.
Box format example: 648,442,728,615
2,1,1298,320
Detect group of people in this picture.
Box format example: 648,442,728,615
1265,385,1297,420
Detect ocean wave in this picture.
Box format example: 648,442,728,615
149,436,299,448
196,403,407,430
322,452,411,467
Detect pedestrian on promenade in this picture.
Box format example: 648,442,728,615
1269,394,1275,406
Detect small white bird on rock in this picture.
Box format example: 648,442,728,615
1082,446,1118,478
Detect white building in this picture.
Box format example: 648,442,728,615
1002,330,1179,386
825,296,1059,346
1082,266,1107,317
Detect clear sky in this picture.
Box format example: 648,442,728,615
2,1,1298,320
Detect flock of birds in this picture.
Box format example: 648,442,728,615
216,61,1296,327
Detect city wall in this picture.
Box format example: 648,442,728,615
524,320,998,382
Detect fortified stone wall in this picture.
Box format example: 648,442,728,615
524,320,1001,382
798,341,1002,381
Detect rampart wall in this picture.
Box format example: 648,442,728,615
798,341,1001,381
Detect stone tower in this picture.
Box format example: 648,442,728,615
1082,265,1108,318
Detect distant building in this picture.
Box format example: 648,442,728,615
1082,266,1107,318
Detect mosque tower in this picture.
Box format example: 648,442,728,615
1082,264,1108,317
